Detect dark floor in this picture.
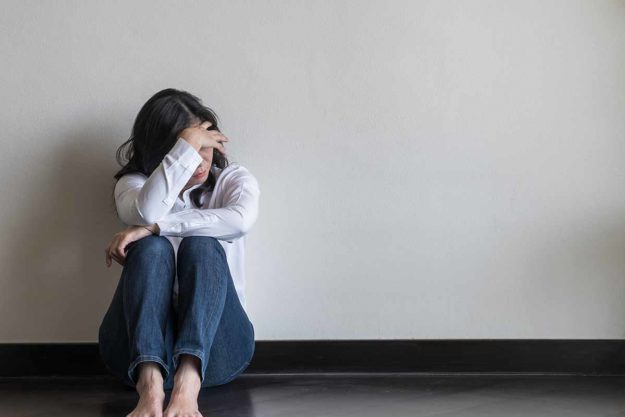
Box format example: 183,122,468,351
2,373,625,416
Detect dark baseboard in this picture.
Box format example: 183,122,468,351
1,340,625,377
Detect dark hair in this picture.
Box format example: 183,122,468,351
114,88,229,208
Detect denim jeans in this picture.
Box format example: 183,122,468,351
98,235,255,390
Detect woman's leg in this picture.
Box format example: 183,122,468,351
164,236,254,416
172,236,255,387
98,235,177,387
201,250,255,387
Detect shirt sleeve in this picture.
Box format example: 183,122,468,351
155,167,260,241
114,138,203,225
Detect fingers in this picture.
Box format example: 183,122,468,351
105,248,124,267
213,133,228,154
104,236,128,267
115,245,126,262
207,133,228,146
200,121,212,130
205,128,227,142
111,253,125,266
201,132,228,153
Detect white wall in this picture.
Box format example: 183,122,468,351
1,0,625,342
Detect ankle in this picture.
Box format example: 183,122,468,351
173,369,201,388
136,362,165,393
173,355,202,385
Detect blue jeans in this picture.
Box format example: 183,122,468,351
98,235,255,390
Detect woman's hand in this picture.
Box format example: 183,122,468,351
179,121,228,155
105,225,157,267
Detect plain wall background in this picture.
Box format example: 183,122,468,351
1,0,625,342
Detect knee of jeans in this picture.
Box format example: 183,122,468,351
179,236,223,257
127,235,174,260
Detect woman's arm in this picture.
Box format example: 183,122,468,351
155,167,260,241
104,225,156,267
114,138,203,225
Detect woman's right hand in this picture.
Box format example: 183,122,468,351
104,225,155,267
179,121,228,155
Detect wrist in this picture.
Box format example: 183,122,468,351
142,224,160,235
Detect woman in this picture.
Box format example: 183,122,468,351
98,88,260,417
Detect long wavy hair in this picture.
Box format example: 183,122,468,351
113,88,229,209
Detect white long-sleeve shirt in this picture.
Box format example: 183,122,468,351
113,137,260,313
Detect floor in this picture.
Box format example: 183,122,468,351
2,373,625,416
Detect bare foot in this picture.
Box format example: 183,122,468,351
164,355,203,417
127,362,166,417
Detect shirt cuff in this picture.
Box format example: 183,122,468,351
156,220,181,236
168,137,203,172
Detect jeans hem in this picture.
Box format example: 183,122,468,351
127,354,170,386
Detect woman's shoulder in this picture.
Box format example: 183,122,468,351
117,171,148,180
114,172,148,195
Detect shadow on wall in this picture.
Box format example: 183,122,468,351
3,126,124,341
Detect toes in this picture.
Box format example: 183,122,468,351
163,410,202,417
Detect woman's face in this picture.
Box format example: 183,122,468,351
184,119,214,187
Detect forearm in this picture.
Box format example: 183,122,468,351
134,140,202,222
114,138,203,225
156,206,256,241
155,171,260,240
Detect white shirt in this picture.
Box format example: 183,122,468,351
113,137,260,314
